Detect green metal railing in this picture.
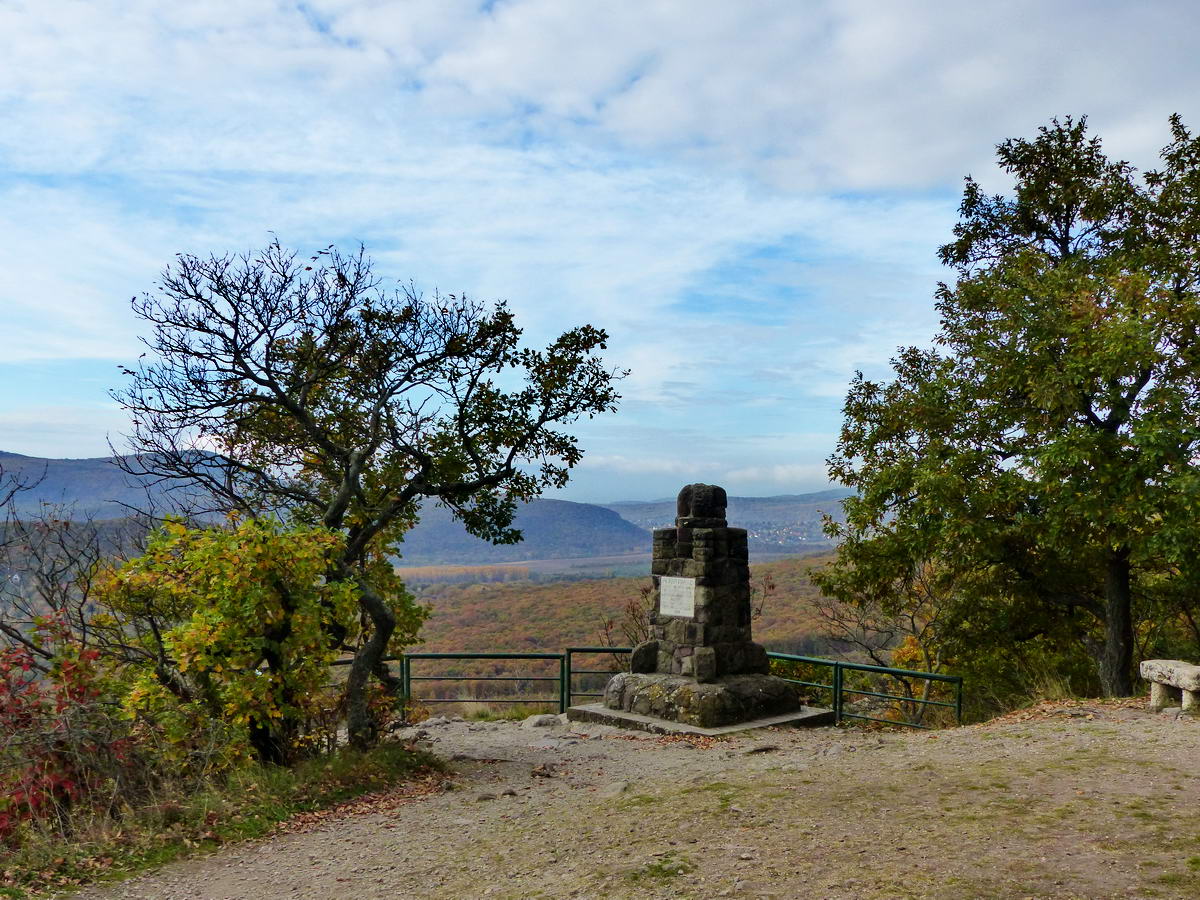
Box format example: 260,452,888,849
333,648,963,728
768,653,964,729
401,652,568,710
565,645,633,705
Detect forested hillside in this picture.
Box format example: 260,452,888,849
412,553,834,655
1,450,842,563
396,499,649,564
0,451,180,517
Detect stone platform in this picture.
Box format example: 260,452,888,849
600,671,808,729
566,702,835,736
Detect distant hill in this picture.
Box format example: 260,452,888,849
0,451,650,564
0,451,182,518
0,450,842,562
603,489,851,553
396,499,650,565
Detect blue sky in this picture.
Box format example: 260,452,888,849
1,0,1197,502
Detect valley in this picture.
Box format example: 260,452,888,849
410,552,836,658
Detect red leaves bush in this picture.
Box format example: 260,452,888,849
0,618,135,844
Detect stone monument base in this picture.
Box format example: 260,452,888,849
565,702,835,736
599,671,805,729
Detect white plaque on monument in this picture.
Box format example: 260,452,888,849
659,576,696,618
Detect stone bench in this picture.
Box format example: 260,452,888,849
1140,659,1200,713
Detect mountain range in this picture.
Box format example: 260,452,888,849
602,490,850,551
0,451,847,563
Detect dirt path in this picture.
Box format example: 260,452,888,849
70,702,1200,899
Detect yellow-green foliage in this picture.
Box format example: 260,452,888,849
98,519,359,766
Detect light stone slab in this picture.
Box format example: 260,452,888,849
659,575,696,618
1140,659,1200,692
1141,659,1200,714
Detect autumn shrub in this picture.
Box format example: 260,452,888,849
0,617,138,845
0,740,441,898
97,519,362,767
0,516,441,894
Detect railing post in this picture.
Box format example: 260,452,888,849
833,662,843,724
401,654,411,705
955,677,963,726
559,653,569,713
565,649,574,710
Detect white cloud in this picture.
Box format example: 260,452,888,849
723,462,830,488
1,0,1194,497
586,454,716,476
0,405,129,458
2,1,1193,185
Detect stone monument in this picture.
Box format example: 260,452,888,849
570,483,821,731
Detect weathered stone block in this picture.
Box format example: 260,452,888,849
694,647,717,683
717,642,745,675
601,672,801,728
728,528,748,559
742,643,770,675
1149,681,1177,710
703,623,740,644
676,483,727,520
630,640,658,674
652,526,677,550
664,620,689,642
676,516,726,529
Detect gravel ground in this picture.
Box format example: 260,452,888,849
69,701,1200,899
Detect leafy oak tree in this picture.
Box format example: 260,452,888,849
114,241,624,747
818,116,1200,697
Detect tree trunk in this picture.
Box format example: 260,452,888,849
1099,548,1134,696
248,719,286,765
345,578,396,751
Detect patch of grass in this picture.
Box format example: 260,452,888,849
625,852,695,884
1153,872,1195,887
0,742,442,899
465,703,557,721
619,793,658,808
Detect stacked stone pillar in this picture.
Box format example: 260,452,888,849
597,483,803,729
630,483,769,681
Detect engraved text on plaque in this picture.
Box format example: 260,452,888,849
658,576,696,618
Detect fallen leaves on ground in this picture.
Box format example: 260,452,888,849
981,696,1148,726
274,770,448,835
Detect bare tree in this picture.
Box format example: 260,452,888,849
812,561,949,725
112,241,625,748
